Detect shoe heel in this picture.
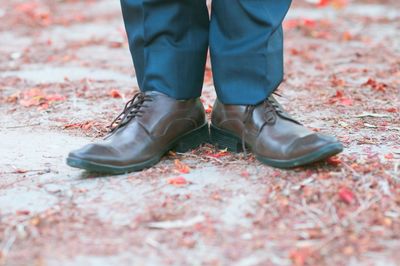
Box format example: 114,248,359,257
210,124,243,153
174,124,210,153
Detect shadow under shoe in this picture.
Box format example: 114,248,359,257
67,91,209,174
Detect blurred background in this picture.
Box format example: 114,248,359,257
0,1,399,266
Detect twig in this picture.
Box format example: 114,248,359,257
1,169,50,175
341,161,362,180
354,113,392,118
5,123,41,129
143,183,168,195
175,152,210,163
204,156,224,164
146,215,205,229
0,231,16,265
345,196,381,223
293,200,327,230
176,152,225,163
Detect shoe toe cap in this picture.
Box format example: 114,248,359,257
68,143,120,162
288,133,343,157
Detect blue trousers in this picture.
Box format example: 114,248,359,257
120,0,292,105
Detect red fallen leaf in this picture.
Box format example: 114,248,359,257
109,89,122,98
284,18,325,31
204,69,213,85
15,2,38,13
331,0,348,9
14,169,28,174
317,0,330,7
335,90,344,98
206,150,230,158
174,159,191,174
339,98,353,106
303,19,317,28
331,75,346,87
380,121,389,127
329,90,353,106
240,171,250,177
16,210,30,215
338,187,355,204
326,156,341,166
205,105,213,114
384,153,394,160
386,107,397,113
38,103,49,110
18,88,65,109
290,48,301,56
16,2,53,26
167,176,188,187
362,78,388,92
82,121,95,131
62,55,73,62
63,123,82,129
212,193,222,201
109,41,124,48
290,248,312,266
283,19,300,30
20,98,42,107
46,94,66,102
311,31,331,40
312,0,347,8
374,84,387,92
63,121,97,132
342,31,353,41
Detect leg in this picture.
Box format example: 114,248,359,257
67,0,210,173
209,1,343,168
120,0,209,99
210,0,292,105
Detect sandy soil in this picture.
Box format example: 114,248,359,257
0,0,399,265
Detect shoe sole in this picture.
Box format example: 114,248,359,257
210,124,343,169
66,123,210,174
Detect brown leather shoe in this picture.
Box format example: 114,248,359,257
210,96,343,168
67,91,208,173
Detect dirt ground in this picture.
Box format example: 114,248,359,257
0,0,399,265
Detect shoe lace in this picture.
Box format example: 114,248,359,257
108,92,153,134
241,92,299,156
